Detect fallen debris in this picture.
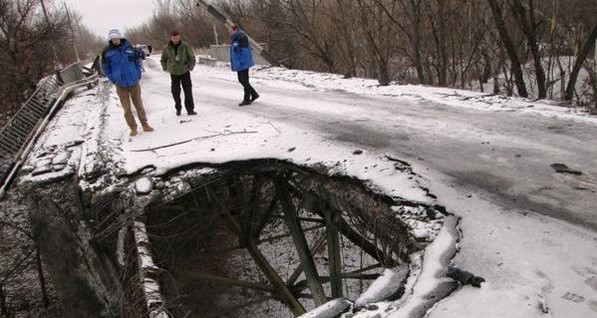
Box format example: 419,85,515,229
550,163,583,176
447,266,486,288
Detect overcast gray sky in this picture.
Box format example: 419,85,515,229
63,0,157,38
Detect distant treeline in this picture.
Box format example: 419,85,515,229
127,0,597,112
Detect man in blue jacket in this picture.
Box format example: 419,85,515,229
230,25,259,106
102,29,154,137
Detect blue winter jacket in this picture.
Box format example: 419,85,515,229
101,39,143,87
230,30,255,72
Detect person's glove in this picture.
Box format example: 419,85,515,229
469,276,486,288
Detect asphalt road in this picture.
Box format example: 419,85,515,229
198,70,597,233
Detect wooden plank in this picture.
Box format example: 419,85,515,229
184,271,275,293
246,240,306,316
276,176,327,306
287,232,327,286
301,191,393,266
323,206,343,298
245,174,264,240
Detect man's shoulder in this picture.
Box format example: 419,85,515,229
180,42,194,50
162,44,172,52
102,45,113,55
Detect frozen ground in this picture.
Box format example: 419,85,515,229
22,55,597,317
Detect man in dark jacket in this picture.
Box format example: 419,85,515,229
160,31,197,116
230,25,259,106
102,29,153,137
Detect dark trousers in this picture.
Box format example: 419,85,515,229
237,69,258,102
171,72,194,112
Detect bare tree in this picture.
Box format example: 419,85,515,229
0,0,68,114
487,0,529,97
564,23,597,101
509,0,547,99
355,0,393,85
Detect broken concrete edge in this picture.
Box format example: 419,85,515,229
382,215,461,318
25,178,125,318
113,159,440,255
133,220,170,318
144,159,445,244
124,157,437,207
17,146,81,189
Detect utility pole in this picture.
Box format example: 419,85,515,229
64,3,80,63
40,0,59,68
196,0,280,66
213,24,219,45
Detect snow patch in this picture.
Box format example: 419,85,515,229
298,298,352,318
355,266,410,308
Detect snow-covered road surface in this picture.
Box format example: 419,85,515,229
126,56,597,317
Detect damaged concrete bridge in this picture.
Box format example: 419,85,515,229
4,53,597,317
1,76,462,318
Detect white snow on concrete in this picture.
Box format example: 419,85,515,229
386,215,459,317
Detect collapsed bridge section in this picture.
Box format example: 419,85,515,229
8,80,461,318
125,159,455,317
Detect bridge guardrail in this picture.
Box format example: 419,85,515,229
0,71,100,198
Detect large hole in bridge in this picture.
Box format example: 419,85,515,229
143,161,439,317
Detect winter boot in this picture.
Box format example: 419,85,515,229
142,124,154,132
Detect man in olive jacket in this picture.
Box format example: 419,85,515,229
160,31,197,116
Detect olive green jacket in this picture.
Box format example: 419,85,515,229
160,41,196,76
